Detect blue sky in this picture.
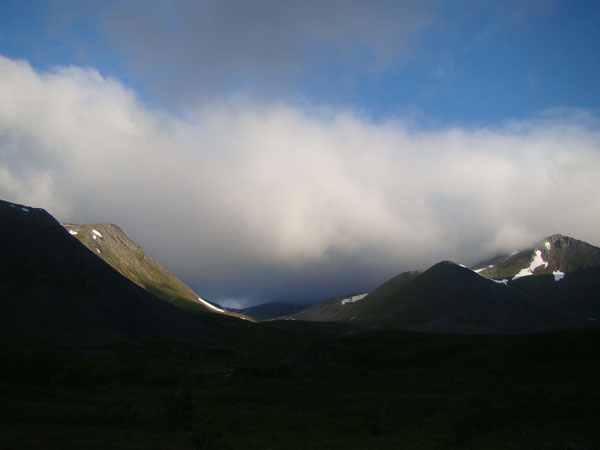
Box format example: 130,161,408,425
2,0,599,124
1,1,600,306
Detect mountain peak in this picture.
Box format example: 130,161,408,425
0,198,212,342
427,260,473,274
472,233,600,281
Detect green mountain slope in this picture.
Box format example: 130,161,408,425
471,234,600,281
279,271,421,323
63,223,254,321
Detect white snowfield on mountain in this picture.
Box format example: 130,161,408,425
471,267,508,285
197,296,225,313
512,250,549,280
341,293,368,305
473,264,494,274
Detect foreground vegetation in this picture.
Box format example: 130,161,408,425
1,326,599,449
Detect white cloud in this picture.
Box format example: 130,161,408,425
1,54,599,303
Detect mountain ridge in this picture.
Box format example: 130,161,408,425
3,196,598,336
471,234,600,281
0,199,251,343
62,223,254,321
279,234,600,334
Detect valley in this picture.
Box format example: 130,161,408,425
2,328,599,449
1,198,599,449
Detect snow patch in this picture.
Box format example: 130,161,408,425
68,230,78,235
21,207,29,212
92,229,102,238
553,270,565,281
512,250,548,280
341,293,368,305
545,241,551,250
198,297,225,313
475,271,508,285
9,204,15,208
472,265,494,274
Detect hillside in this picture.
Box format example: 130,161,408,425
280,271,422,324
0,199,244,343
471,234,600,317
63,223,253,321
280,235,600,334
229,301,312,320
366,261,592,334
2,200,599,449
471,234,600,281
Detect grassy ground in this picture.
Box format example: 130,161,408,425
1,328,599,449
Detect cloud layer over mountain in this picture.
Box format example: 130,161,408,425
1,55,599,305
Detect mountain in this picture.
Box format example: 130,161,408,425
278,292,372,323
471,234,600,317
0,199,244,343
280,234,600,334
62,223,253,321
365,261,593,333
279,272,425,324
229,301,313,320
471,234,600,281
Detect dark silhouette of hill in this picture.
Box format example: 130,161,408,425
228,301,312,320
0,199,227,343
366,261,592,334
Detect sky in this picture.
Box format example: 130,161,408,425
1,1,600,307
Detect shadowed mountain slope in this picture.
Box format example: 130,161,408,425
280,271,421,323
471,234,600,318
365,261,591,334
228,301,312,320
281,235,600,334
0,199,245,343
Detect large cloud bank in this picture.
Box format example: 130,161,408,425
1,55,599,305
